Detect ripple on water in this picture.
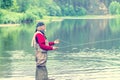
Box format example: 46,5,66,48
48,49,120,80
1,49,120,80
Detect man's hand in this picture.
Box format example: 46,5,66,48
54,39,60,44
53,46,59,50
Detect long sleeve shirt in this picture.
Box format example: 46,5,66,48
35,32,54,51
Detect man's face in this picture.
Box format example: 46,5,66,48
41,25,46,30
37,25,46,31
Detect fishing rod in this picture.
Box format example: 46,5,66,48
58,38,120,49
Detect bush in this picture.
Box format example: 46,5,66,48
47,4,62,16
10,0,19,12
75,7,87,16
67,5,76,16
2,13,20,24
0,9,5,23
61,4,75,16
26,6,47,19
61,5,87,16
109,1,120,15
0,10,36,24
0,9,22,24
0,0,13,9
116,5,120,14
0,9,37,24
19,12,37,23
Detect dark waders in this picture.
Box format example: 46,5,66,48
35,51,48,80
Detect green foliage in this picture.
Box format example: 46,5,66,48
19,12,36,23
18,6,47,23
0,9,36,24
116,5,120,14
26,6,47,19
54,0,88,16
0,9,5,23
19,6,47,23
66,5,75,16
47,4,62,16
0,0,13,9
109,1,120,14
61,5,75,16
75,7,87,16
10,0,19,12
0,9,22,23
1,0,120,24
17,0,30,12
60,4,87,16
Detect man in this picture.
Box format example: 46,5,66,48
31,22,59,80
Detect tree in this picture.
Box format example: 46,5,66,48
10,0,19,12
109,1,120,14
47,4,61,16
75,7,87,16
16,0,30,12
54,0,88,16
0,0,13,9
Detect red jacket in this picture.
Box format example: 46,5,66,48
35,32,54,50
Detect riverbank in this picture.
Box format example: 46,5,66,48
32,15,120,23
0,24,20,27
43,14,119,20
0,15,120,27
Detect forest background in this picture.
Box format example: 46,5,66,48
0,0,120,24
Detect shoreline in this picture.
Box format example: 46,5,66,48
0,15,119,27
38,15,116,22
49,15,120,20
0,24,20,27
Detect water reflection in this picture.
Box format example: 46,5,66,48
47,19,120,53
0,24,35,79
0,51,12,78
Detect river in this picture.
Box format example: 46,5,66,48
0,18,120,80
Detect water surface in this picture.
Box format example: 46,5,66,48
0,18,120,80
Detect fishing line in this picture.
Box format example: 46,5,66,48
58,38,120,49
